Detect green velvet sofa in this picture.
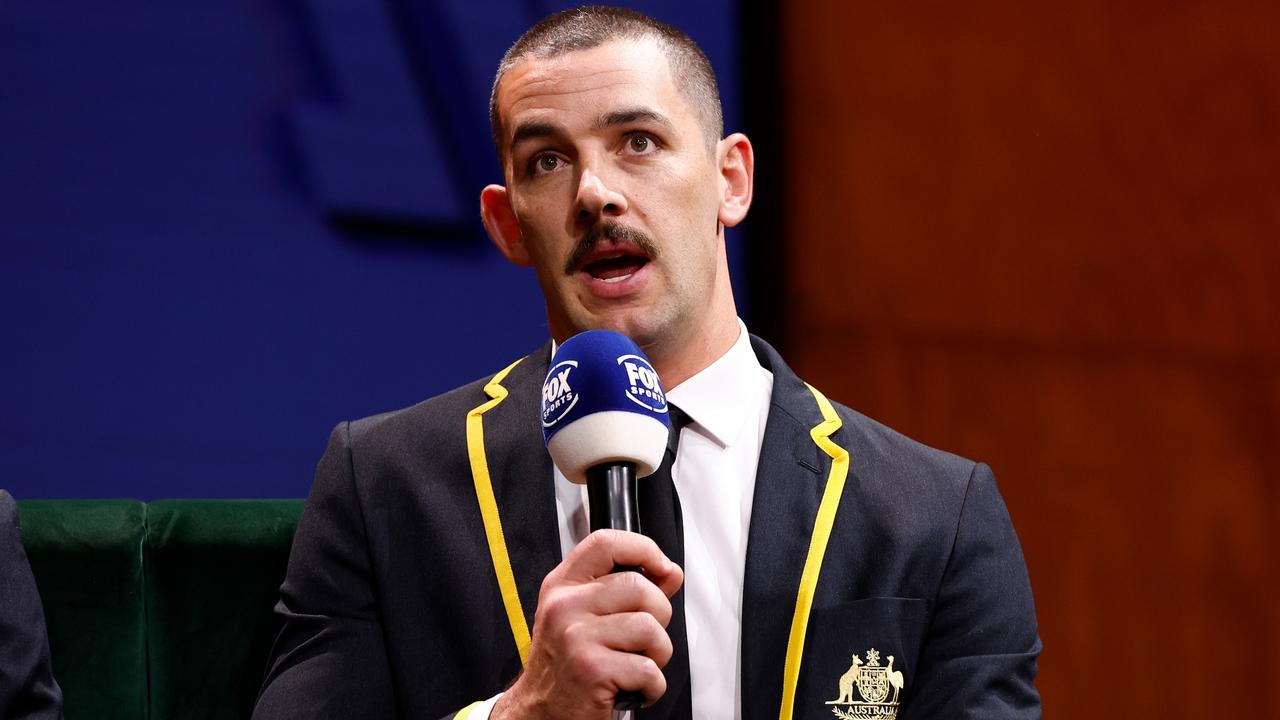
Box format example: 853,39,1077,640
16,500,304,720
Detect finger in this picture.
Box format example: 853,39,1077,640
560,529,678,586
585,570,674,627
615,612,675,667
594,649,668,707
531,571,669,643
642,555,684,599
554,635,668,707
580,611,674,667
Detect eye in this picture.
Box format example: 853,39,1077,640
528,152,565,177
624,134,658,155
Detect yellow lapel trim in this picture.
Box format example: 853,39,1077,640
778,383,851,720
466,356,532,665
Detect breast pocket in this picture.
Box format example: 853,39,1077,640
795,597,929,719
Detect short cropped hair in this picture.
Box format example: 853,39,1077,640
489,5,724,158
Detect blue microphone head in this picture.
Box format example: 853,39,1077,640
541,330,671,484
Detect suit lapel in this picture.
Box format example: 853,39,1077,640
740,336,831,720
473,344,562,647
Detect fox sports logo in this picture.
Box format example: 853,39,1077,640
618,354,666,413
541,360,578,428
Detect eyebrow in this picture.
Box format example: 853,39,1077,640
509,107,676,151
510,121,560,150
597,107,675,131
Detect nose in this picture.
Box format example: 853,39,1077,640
574,165,628,223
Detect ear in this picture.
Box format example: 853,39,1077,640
480,184,530,266
716,132,754,227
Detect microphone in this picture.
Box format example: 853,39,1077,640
541,329,670,713
542,329,670,532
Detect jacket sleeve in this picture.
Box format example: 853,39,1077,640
252,424,497,720
0,490,64,720
253,423,400,719
900,464,1042,719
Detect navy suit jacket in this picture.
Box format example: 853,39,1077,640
254,337,1040,719
1,490,64,720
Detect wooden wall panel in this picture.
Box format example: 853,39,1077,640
780,1,1279,716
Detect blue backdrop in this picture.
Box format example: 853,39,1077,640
1,0,743,499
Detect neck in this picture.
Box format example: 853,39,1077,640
648,312,740,391
653,249,741,389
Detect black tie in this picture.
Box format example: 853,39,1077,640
637,404,693,719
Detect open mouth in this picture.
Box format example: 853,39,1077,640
582,252,649,283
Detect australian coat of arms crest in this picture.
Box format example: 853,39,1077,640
826,648,904,719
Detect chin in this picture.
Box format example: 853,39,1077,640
559,295,688,348
601,317,676,352
563,312,649,345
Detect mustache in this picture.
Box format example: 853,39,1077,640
563,221,660,275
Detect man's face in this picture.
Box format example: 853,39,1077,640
485,38,731,351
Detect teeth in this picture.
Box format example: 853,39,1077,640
600,273,633,284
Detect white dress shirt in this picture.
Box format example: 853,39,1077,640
475,321,773,719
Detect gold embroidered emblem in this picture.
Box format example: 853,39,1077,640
826,648,904,719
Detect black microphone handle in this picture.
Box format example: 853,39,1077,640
586,462,641,534
584,462,645,712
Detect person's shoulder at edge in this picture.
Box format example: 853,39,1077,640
0,488,67,720
1,488,16,521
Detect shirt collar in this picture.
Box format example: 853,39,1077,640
665,320,767,449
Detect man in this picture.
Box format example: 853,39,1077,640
254,6,1041,720
1,490,64,720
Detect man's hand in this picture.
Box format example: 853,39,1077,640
491,529,684,720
